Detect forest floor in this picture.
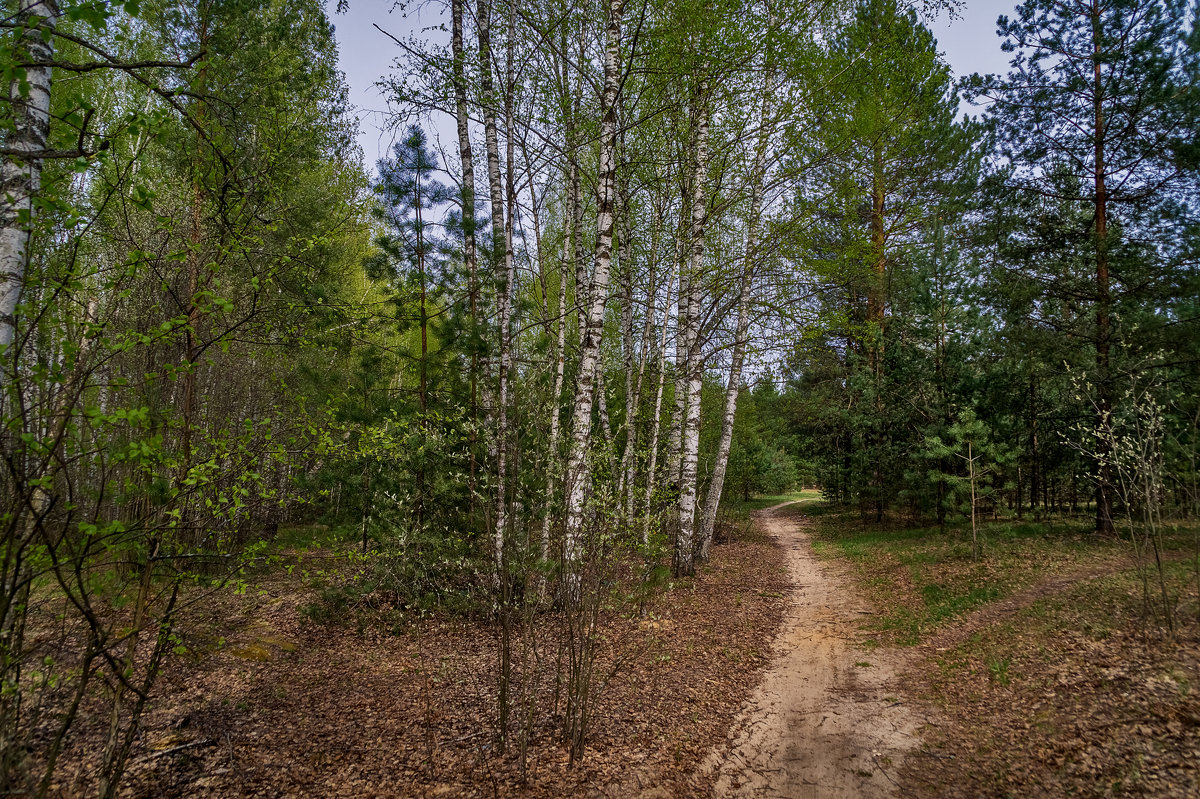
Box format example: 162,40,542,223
806,505,1200,798
47,511,794,798
42,501,1199,797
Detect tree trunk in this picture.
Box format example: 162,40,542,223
540,159,576,567
666,200,691,486
696,290,748,562
969,441,978,561
0,0,57,364
641,256,677,547
869,142,888,524
597,370,618,481
415,147,428,528
697,51,774,561
624,203,662,525
498,0,520,746
542,27,585,565
178,12,210,545
478,0,511,576
451,0,480,514
1029,371,1039,521
616,187,634,502
1091,0,1114,537
562,0,624,596
674,89,710,579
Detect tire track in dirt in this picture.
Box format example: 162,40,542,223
921,560,1123,655
701,502,923,798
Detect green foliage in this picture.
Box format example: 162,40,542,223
963,0,1200,534
919,409,1013,524
0,0,1195,789
779,0,984,522
727,384,802,501
0,0,373,792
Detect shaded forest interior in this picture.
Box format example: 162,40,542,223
0,0,1197,795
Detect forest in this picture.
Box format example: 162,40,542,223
0,0,1198,795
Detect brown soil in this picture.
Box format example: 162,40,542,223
701,502,924,798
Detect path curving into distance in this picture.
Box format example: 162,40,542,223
702,501,923,798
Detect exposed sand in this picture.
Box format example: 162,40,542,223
702,502,923,798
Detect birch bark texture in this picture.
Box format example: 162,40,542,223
540,20,584,567
477,0,513,577
0,0,58,360
674,87,711,579
450,0,480,509
562,0,624,592
641,255,676,546
540,160,575,564
622,200,660,525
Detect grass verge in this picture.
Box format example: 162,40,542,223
803,510,1197,646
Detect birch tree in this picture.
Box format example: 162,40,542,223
674,83,710,578
477,0,513,576
697,112,773,559
539,5,585,569
450,0,482,508
562,0,624,593
0,0,56,363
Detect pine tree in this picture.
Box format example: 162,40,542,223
798,0,979,520
372,125,454,528
965,0,1200,534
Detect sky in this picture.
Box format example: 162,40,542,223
331,0,1018,169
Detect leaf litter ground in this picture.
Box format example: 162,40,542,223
44,523,788,798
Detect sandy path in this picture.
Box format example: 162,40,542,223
702,502,922,798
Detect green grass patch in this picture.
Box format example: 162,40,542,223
804,505,1191,646
730,489,823,512
921,582,1003,623
929,555,1199,700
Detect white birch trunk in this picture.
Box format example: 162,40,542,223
667,243,689,485
697,277,751,560
451,0,481,511
572,28,591,353
641,257,677,546
616,194,634,501
623,204,661,524
573,122,591,349
562,0,623,594
0,0,58,360
697,56,775,560
674,93,710,579
502,0,519,555
540,25,584,568
540,160,576,565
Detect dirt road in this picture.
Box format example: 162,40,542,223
702,502,922,798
